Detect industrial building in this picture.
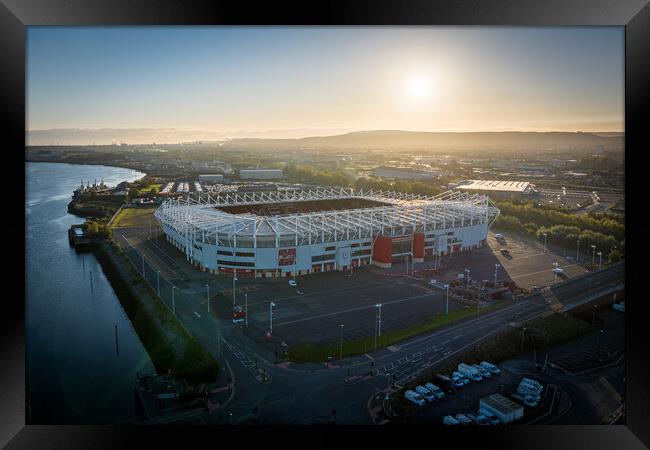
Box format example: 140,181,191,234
239,169,283,180
451,180,534,198
373,166,437,180
154,187,499,278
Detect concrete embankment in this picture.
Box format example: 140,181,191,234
91,240,219,383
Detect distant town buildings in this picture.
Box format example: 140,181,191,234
240,169,284,180
198,174,224,183
373,166,437,180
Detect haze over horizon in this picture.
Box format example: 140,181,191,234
27,27,624,145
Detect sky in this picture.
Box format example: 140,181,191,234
27,27,625,144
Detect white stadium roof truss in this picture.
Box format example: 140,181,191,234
154,188,500,248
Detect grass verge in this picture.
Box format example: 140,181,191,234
110,206,158,229
287,301,509,363
93,240,218,383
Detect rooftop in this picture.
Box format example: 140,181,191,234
454,180,532,193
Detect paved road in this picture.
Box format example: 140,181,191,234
146,262,623,425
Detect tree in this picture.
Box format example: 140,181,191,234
150,186,159,196
607,249,622,264
129,187,142,198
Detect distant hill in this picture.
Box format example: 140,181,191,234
222,130,623,151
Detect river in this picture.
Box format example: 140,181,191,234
26,162,155,424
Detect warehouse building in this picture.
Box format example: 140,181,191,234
452,180,534,198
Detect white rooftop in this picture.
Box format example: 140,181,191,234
455,180,531,193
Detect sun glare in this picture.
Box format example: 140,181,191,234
406,76,433,99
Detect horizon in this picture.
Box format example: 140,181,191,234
27,27,624,145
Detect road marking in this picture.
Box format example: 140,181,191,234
194,312,201,318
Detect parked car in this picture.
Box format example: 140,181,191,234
458,363,482,382
521,378,543,391
288,280,297,287
480,361,501,375
424,383,445,400
612,302,625,312
520,379,543,392
415,385,436,402
517,386,541,402
552,267,565,274
435,374,457,394
451,371,470,387
455,413,473,425
479,408,501,425
466,412,490,425
512,392,539,408
500,249,511,256
472,364,492,378
404,390,425,407
443,415,460,426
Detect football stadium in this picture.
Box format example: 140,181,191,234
154,187,500,278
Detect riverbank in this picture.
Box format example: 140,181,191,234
92,240,219,384
26,156,148,178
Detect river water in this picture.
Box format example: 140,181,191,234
26,162,155,424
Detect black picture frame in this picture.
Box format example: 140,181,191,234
5,0,648,448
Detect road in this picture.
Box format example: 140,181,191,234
141,261,624,425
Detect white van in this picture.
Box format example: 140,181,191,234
404,389,425,406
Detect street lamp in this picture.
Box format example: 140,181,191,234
464,268,470,298
494,263,500,285
339,324,344,360
269,302,276,335
233,274,238,308
597,251,602,269
591,245,596,264
245,292,248,327
543,233,548,253
157,270,161,296
374,303,382,351
444,284,449,315
576,237,580,262
553,262,559,283
206,283,210,313
172,286,176,314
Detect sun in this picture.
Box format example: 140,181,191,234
406,76,433,99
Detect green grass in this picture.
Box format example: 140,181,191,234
139,183,162,193
110,206,158,229
287,301,509,363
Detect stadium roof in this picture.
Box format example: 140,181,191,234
454,180,531,193
154,187,500,248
